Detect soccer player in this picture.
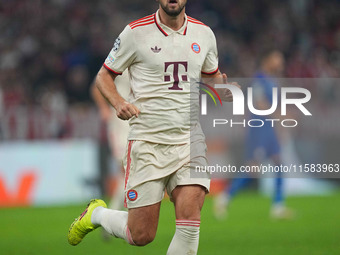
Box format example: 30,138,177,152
214,50,294,220
68,0,235,254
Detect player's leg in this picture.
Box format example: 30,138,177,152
269,141,295,219
214,176,252,219
91,174,167,246
265,129,284,207
214,160,257,219
270,156,293,219
165,140,210,255
68,183,163,246
167,185,206,255
228,176,252,198
92,201,161,246
96,171,168,245
214,130,263,217
272,154,284,205
127,202,161,245
172,185,205,220
68,140,165,246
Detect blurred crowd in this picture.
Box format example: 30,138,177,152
0,0,339,139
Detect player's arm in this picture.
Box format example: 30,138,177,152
91,81,112,122
96,25,138,120
202,71,240,102
94,67,140,120
201,28,240,102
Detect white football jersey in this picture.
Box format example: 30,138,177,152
104,10,219,144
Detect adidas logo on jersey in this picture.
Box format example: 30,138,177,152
151,46,161,53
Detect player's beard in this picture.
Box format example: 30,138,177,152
159,0,187,17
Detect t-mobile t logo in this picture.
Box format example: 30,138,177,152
164,62,188,90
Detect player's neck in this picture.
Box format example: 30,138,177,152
158,8,186,31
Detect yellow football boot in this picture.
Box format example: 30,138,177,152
68,199,107,245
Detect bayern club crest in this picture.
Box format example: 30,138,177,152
191,43,201,53
127,190,138,201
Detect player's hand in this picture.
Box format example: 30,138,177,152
219,73,241,102
115,100,140,120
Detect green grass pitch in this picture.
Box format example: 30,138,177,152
1,193,339,255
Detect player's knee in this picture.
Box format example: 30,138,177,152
132,232,155,246
174,186,205,220
179,209,201,221
176,200,202,220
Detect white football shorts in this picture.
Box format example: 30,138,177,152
123,139,210,208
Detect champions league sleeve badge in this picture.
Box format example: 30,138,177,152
113,37,121,52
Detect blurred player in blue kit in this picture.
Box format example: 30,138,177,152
214,50,295,220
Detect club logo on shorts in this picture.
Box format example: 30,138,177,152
127,190,138,201
191,43,201,53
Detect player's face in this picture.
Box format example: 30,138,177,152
158,0,187,17
271,52,285,75
266,51,285,75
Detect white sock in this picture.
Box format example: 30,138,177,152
167,220,200,255
91,206,135,245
